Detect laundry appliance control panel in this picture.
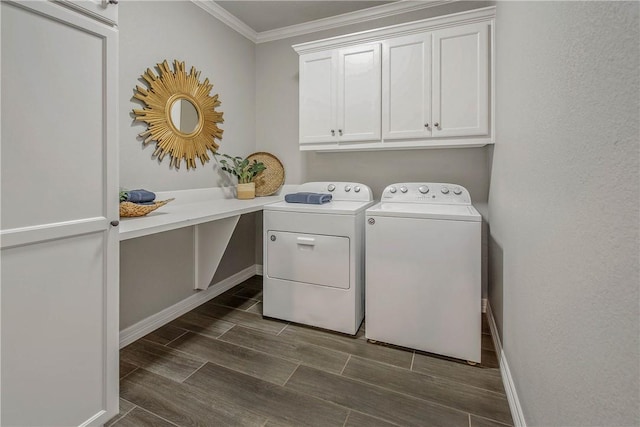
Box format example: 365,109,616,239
297,182,373,202
381,183,471,205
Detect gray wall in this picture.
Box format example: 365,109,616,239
118,1,258,329
119,1,256,191
255,1,495,203
489,2,639,425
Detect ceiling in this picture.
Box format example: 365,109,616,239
214,1,396,33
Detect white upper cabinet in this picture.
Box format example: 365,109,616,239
294,7,495,152
337,44,381,142
382,33,432,140
432,22,489,138
299,44,381,145
299,50,338,144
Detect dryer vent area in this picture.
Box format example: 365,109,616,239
113,275,513,427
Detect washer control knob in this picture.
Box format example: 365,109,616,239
354,186,361,193
327,184,335,192
368,218,375,225
418,185,429,194
344,185,351,192
441,187,450,194
389,186,397,194
400,186,408,193
453,187,462,195
270,235,276,241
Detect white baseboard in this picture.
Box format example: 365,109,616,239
256,264,263,276
119,264,260,348
486,302,527,427
482,298,488,313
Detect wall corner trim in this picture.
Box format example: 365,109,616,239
190,0,458,45
119,264,261,348
190,0,258,43
487,302,528,427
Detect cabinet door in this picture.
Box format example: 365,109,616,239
337,44,381,142
1,1,118,426
382,33,432,140
432,22,489,137
299,50,338,144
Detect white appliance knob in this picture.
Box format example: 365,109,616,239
354,186,361,193
453,187,462,195
327,184,335,192
418,186,429,194
441,187,450,194
400,186,408,193
389,186,397,194
344,185,351,192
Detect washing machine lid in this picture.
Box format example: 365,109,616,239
367,202,481,222
265,200,376,215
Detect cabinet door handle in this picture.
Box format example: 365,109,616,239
424,123,429,128
434,122,440,129
110,220,120,227
108,0,118,4
331,129,335,136
338,129,343,136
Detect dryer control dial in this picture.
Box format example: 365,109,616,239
453,187,462,195
327,184,336,192
344,185,351,192
400,186,408,193
389,186,397,194
354,186,361,193
441,187,450,194
419,186,429,194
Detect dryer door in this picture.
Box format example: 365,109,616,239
266,231,350,289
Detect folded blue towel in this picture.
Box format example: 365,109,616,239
285,192,332,204
126,189,156,203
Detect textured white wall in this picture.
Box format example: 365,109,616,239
489,2,639,425
255,1,495,202
119,1,256,191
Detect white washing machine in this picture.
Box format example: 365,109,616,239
365,182,482,363
263,182,374,335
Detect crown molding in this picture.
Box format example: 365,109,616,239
192,0,456,45
190,0,258,43
256,0,453,43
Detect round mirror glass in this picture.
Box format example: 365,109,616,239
170,98,200,134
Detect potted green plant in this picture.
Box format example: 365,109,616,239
214,153,266,199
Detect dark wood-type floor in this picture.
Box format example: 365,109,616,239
109,276,513,427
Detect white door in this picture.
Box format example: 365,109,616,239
1,1,119,426
299,50,338,144
432,22,489,137
337,43,381,142
382,33,432,140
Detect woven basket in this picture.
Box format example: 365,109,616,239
119,198,175,217
247,152,285,196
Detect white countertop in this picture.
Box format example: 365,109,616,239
119,186,296,241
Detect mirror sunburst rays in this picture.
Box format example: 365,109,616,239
133,60,224,170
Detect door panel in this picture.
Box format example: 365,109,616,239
299,50,337,144
382,33,432,140
338,44,381,142
266,231,350,289
433,23,489,137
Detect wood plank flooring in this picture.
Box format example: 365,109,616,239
110,276,512,427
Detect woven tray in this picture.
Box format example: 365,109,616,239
247,152,285,197
119,198,175,217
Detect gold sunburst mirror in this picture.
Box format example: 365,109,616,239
133,60,224,169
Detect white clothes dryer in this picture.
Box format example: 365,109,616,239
263,182,374,335
365,183,482,363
